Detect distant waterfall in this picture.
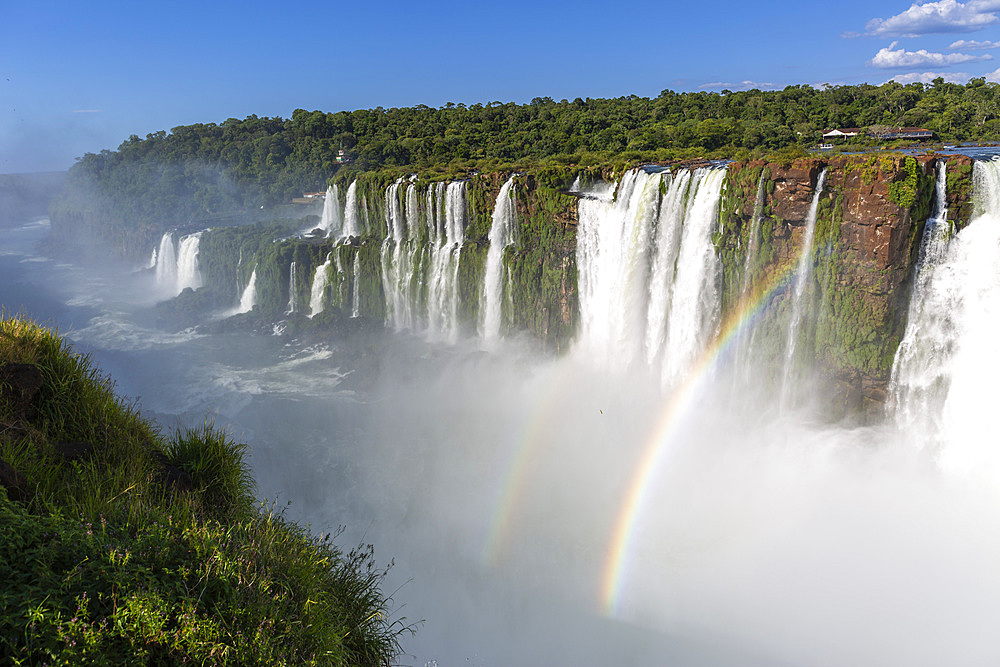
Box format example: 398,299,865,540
319,185,344,238
147,248,158,270
889,158,1000,477
427,181,466,341
153,231,202,295
351,252,361,318
576,167,726,386
344,181,363,238
309,253,333,317
779,169,827,406
154,233,177,290
381,178,415,330
236,269,257,314
175,233,203,292
286,261,299,314
481,176,518,341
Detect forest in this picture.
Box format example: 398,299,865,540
51,78,1000,255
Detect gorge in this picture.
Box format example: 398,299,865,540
7,149,997,665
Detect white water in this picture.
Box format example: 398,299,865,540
381,178,415,331
309,253,333,317
481,175,518,341
7,162,1000,665
343,181,363,238
154,232,177,290
779,168,827,406
286,260,298,314
236,268,257,314
153,231,202,296
351,251,361,318
426,181,466,341
576,167,726,386
890,158,1000,480
319,185,344,238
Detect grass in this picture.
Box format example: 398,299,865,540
0,316,412,665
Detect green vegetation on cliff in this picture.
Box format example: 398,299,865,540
51,78,1000,259
0,317,408,665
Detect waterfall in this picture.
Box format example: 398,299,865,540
344,181,362,238
729,171,769,387
309,253,333,318
481,176,518,341
175,232,203,292
154,232,177,290
236,268,257,314
427,181,466,341
351,251,361,318
147,248,158,270
889,158,1000,478
381,178,414,331
286,261,298,314
779,168,827,406
575,167,726,385
319,185,344,238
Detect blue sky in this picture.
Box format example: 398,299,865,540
3,0,1000,173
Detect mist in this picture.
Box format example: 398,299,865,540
3,164,1000,667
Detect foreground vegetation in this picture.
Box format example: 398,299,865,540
0,317,408,665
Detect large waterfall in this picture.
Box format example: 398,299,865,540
575,167,726,386
153,231,202,296
426,181,467,342
481,176,518,341
319,185,344,238
343,180,365,238
889,158,1000,478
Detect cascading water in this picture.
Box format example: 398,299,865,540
381,178,415,330
154,232,177,290
319,185,344,238
236,268,257,314
147,248,158,270
351,251,361,318
427,181,466,341
729,171,768,387
343,181,363,238
575,167,726,386
175,232,203,293
779,168,827,407
286,261,298,315
309,253,333,317
889,158,1000,479
481,176,518,341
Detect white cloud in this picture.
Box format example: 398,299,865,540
889,71,971,83
948,38,1000,48
698,80,776,91
866,0,1000,37
986,67,1000,81
870,41,992,67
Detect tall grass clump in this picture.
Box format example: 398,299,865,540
0,316,411,665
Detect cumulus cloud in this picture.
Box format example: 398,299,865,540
987,67,1000,81
948,38,1000,48
870,41,992,67
698,80,776,91
889,71,971,83
866,0,1000,37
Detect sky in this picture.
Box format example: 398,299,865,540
2,0,1000,173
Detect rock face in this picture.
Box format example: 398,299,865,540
719,155,939,417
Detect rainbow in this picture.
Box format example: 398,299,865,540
600,258,802,615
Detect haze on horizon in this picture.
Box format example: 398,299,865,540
4,0,1000,174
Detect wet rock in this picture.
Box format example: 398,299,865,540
0,459,30,502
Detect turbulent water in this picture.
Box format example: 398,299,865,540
576,167,726,386
481,176,518,342
4,159,1000,666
